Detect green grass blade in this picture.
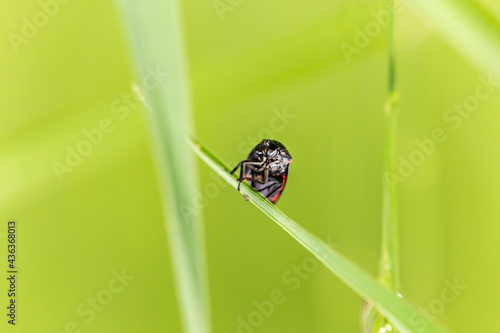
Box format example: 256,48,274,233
190,138,449,333
404,0,500,78
117,2,211,333
362,1,401,331
380,0,400,292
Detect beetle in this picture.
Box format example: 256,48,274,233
230,139,292,204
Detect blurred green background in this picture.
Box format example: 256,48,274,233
1,0,500,332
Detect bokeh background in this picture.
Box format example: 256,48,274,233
1,0,500,332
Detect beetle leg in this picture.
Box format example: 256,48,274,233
231,160,255,191
257,180,279,192
238,163,246,191
238,175,267,191
262,168,269,182
242,162,269,188
231,160,265,174
232,160,266,191
230,162,241,175
240,176,266,184
230,160,250,175
237,164,262,191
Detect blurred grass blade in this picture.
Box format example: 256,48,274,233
362,1,401,331
380,0,400,293
117,2,211,333
190,138,449,333
404,0,500,77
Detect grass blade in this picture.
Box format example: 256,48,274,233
362,1,402,331
190,138,449,333
117,2,211,333
404,0,500,78
380,0,401,292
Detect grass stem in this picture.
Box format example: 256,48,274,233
117,2,211,332
380,0,400,292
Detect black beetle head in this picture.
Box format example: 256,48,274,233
261,139,292,159
259,139,292,174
